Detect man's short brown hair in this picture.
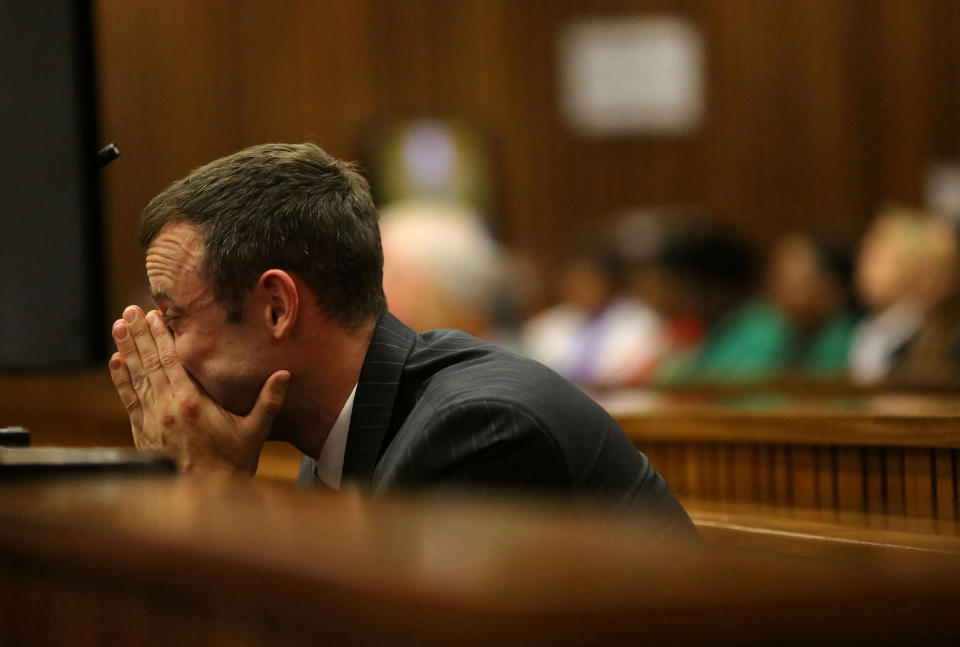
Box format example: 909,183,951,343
140,143,387,328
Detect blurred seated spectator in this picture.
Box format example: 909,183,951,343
613,209,707,363
662,229,859,382
646,225,764,381
379,200,504,339
850,207,960,383
488,249,546,350
520,244,663,389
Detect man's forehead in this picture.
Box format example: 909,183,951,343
145,222,207,305
147,222,203,256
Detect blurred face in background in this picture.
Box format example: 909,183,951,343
379,202,502,337
627,263,676,317
914,218,960,307
560,257,614,313
766,233,842,329
856,214,923,310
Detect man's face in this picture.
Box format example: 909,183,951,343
145,222,268,415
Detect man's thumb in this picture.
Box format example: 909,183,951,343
248,370,291,431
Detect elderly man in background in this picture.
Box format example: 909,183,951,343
379,200,503,339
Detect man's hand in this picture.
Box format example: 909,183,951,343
108,306,290,475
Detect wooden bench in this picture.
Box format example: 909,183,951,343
7,372,960,524
3,474,960,645
607,391,960,521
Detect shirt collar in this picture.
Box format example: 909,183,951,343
313,384,357,490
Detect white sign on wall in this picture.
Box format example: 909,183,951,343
559,16,705,137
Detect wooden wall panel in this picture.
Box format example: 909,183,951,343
865,448,885,514
885,447,906,516
904,448,935,518
95,1,246,313
15,0,960,482
935,449,957,522
791,447,818,508
90,0,960,327
635,439,959,522
817,447,836,510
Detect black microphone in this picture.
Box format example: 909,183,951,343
97,143,120,167
0,427,30,448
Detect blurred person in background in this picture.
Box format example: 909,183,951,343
488,249,546,350
379,200,505,340
683,230,859,382
521,242,663,390
615,212,769,379
850,206,960,383
648,225,761,382
615,209,706,364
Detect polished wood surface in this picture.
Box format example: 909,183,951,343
23,375,959,450
3,474,960,645
603,391,960,521
687,499,960,561
605,390,960,447
5,372,960,493
0,371,130,447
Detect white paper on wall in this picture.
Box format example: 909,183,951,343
559,16,705,137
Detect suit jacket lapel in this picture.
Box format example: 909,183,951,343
341,313,416,488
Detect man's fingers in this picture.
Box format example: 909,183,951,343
245,370,291,436
123,305,171,399
112,317,149,399
108,352,144,432
145,309,192,391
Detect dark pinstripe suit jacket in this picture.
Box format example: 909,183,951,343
299,313,694,533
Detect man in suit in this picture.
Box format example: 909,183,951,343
108,143,693,535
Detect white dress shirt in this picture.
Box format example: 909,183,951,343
849,298,926,384
311,385,357,490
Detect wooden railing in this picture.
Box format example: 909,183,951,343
607,391,960,521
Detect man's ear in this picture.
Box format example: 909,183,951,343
257,270,299,339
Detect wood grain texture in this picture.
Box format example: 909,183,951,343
935,449,957,522
663,443,685,494
758,444,775,506
3,475,960,645
687,499,960,559
731,444,757,503
90,0,960,320
790,446,817,508
864,447,885,515
885,447,906,516
684,443,706,499
904,448,935,518
704,443,721,501
607,393,960,520
0,372,130,447
816,446,836,510
773,445,791,507
835,446,865,512
613,406,960,448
